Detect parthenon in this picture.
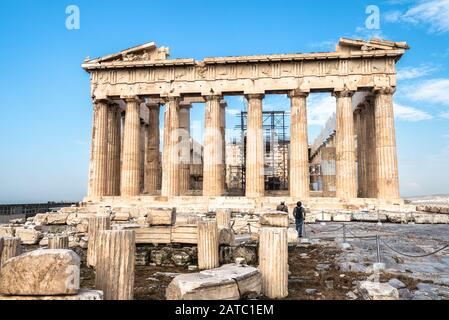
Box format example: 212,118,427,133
82,37,409,205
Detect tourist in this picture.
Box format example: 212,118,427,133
293,202,306,237
276,201,289,213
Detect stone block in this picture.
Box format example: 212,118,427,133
166,264,261,300
33,214,48,226
0,226,15,237
66,213,91,226
0,249,80,296
287,228,299,244
15,227,41,245
332,213,352,222
259,211,289,227
352,212,387,222
357,281,399,300
414,213,449,224
112,211,130,221
135,227,171,244
218,227,235,246
46,213,69,225
0,289,103,300
171,225,198,244
175,215,202,225
146,208,176,226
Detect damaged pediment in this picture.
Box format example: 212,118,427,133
337,38,409,53
84,42,170,64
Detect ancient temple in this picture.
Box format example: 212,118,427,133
82,38,409,206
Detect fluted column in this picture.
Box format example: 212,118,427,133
161,97,180,197
48,235,69,249
88,99,109,197
106,104,121,196
140,122,146,193
197,220,219,270
145,103,161,194
245,94,265,198
289,90,310,199
365,97,378,198
220,100,227,191
95,230,136,300
259,227,288,299
203,95,225,197
179,103,192,195
120,97,142,197
334,89,357,199
0,237,21,268
373,87,400,200
87,215,111,268
356,105,369,198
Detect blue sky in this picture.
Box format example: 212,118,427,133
0,0,448,203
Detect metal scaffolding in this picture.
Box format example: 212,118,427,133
232,111,290,191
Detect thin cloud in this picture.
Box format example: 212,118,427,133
307,94,335,126
394,103,433,121
406,78,449,105
385,0,449,33
441,111,449,119
397,64,437,80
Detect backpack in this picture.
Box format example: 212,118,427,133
293,207,304,220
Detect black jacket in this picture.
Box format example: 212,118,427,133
293,206,305,221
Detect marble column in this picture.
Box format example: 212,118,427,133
106,104,121,196
88,99,109,198
357,104,369,198
373,87,400,200
245,94,265,198
179,103,192,195
334,89,357,199
120,96,142,197
145,103,160,194
289,90,310,199
220,100,227,191
140,122,146,193
161,97,180,197
203,95,225,197
364,97,377,198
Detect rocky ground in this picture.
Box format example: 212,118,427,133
78,222,449,300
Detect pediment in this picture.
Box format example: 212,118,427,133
85,42,170,64
337,38,409,53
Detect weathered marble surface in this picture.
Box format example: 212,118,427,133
166,264,261,300
0,249,80,296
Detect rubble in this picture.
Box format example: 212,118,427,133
357,281,399,300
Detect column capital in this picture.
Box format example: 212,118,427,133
288,89,309,98
146,102,161,109
245,93,265,100
121,95,143,104
372,86,396,95
93,98,110,105
179,102,193,110
333,89,355,98
204,94,222,102
161,96,181,104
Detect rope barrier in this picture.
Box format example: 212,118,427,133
379,238,449,258
306,223,345,233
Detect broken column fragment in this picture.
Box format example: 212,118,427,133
259,210,289,299
166,264,261,300
197,220,219,270
87,215,111,267
95,230,135,300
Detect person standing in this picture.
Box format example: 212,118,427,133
276,201,289,213
293,201,306,237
